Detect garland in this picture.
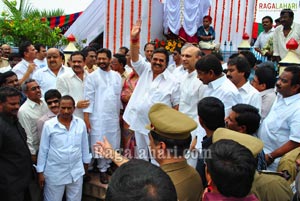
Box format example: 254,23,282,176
219,0,226,43
147,0,152,42
120,0,125,48
243,0,249,34
228,0,234,41
113,0,118,53
213,0,218,32
236,0,241,32
106,0,111,48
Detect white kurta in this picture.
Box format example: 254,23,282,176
56,70,87,119
123,55,180,135
83,68,122,151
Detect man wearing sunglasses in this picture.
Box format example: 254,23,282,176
37,89,61,140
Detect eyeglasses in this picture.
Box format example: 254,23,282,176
46,99,59,105
30,86,40,91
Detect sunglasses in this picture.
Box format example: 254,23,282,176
46,99,59,105
30,85,40,91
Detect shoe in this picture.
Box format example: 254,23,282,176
99,172,108,184
83,174,91,182
106,167,113,176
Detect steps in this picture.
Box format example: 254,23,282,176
82,172,108,201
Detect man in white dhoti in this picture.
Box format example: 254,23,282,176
83,48,122,184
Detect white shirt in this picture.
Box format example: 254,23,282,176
33,65,72,96
179,70,206,145
173,65,188,83
239,81,262,112
260,88,276,121
254,28,274,49
123,55,180,135
34,58,47,69
36,116,91,185
18,98,48,155
57,70,87,119
83,68,122,149
202,74,242,116
12,59,39,80
273,23,300,59
258,93,300,171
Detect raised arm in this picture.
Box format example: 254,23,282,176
130,19,142,62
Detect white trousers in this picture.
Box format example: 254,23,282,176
44,176,83,201
135,131,159,166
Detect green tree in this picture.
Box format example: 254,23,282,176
0,0,67,47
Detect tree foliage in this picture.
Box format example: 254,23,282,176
0,0,67,47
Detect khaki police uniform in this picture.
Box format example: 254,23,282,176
147,103,203,201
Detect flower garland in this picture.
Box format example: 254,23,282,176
152,38,184,53
228,0,234,41
243,0,249,34
106,0,111,48
236,0,241,32
120,0,125,47
147,0,152,42
219,0,226,43
113,0,118,53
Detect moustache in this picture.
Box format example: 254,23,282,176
153,63,163,68
276,84,281,89
227,75,232,79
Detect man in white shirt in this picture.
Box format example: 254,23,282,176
254,16,274,55
33,48,72,95
226,56,261,112
83,48,122,184
251,65,277,121
123,20,180,163
273,9,300,61
196,54,242,116
34,44,47,69
12,41,38,85
37,95,91,201
168,48,183,73
258,66,300,171
57,52,89,120
18,79,48,162
178,44,206,166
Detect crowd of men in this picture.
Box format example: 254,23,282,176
1,7,300,201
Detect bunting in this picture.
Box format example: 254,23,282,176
47,12,82,33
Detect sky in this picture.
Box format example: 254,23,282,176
0,0,93,15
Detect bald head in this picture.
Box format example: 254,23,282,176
181,45,202,72
47,48,63,70
1,44,12,58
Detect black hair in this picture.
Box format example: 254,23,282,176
198,97,225,130
44,89,62,102
0,86,21,103
255,66,276,89
280,9,294,18
231,104,261,135
195,54,223,75
0,71,17,87
19,41,32,57
152,48,170,66
206,140,256,198
262,16,273,24
70,51,86,61
227,56,251,79
106,159,177,201
239,51,257,68
81,46,97,57
60,95,75,107
34,43,46,52
97,48,112,59
113,53,127,67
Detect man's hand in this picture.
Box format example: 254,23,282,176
31,155,37,164
77,100,90,109
131,19,142,39
27,63,37,74
84,113,91,133
94,136,114,159
38,173,45,189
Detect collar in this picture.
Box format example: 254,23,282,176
264,27,274,33
279,93,300,106
239,81,252,92
26,98,44,109
52,115,77,129
187,70,197,78
208,74,226,89
160,160,188,173
260,88,275,96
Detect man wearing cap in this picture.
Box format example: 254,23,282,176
123,20,180,162
95,103,203,201
213,128,293,201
